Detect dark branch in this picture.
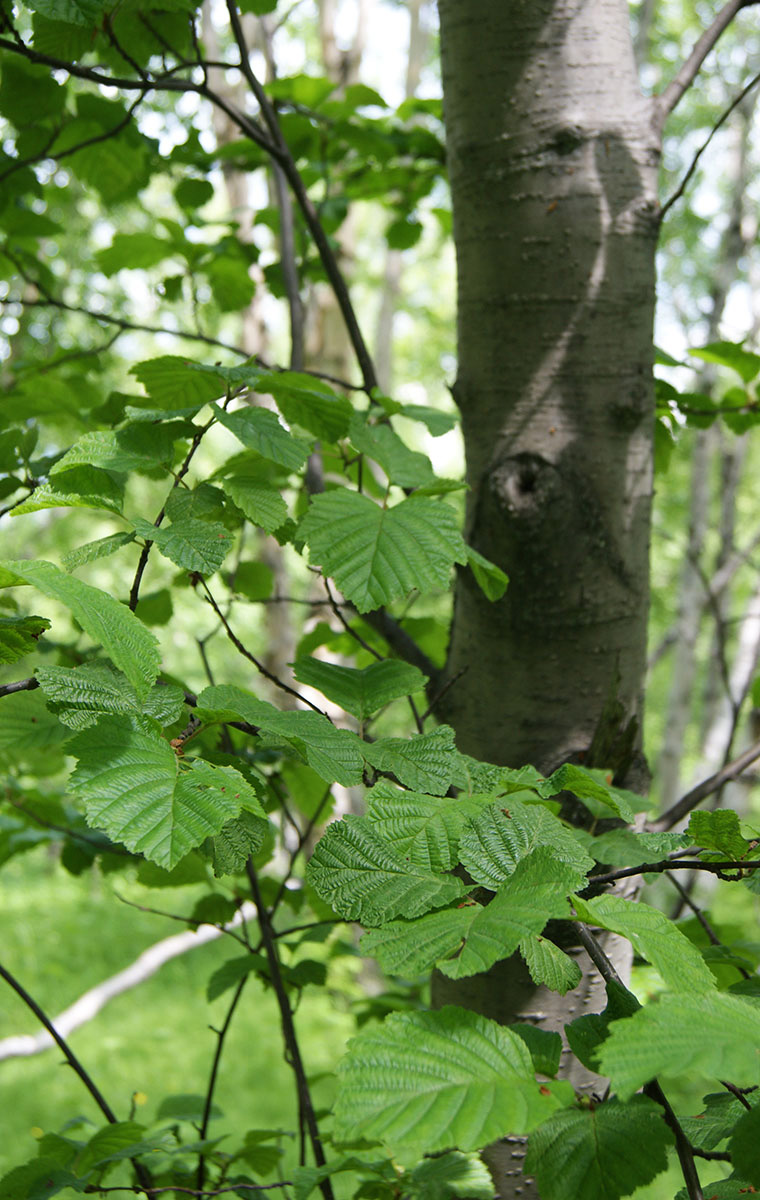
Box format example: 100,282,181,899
660,68,760,220
653,734,760,829
588,857,760,887
245,861,334,1200
655,0,760,124
0,676,39,699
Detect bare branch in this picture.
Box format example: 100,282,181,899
653,734,760,829
655,0,760,125
0,676,39,699
660,68,760,220
588,857,760,887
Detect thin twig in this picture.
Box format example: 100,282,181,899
0,676,39,699
197,976,249,1194
244,862,335,1200
655,0,760,124
644,1081,704,1200
653,735,760,829
201,582,328,714
660,68,760,220
128,415,216,610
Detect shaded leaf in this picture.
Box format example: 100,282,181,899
524,1098,671,1200
131,516,232,575
1,560,159,701
292,658,427,721
216,404,311,470
221,477,288,534
363,725,465,796
62,532,136,572
0,614,50,664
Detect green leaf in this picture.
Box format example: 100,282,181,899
207,953,267,1002
258,370,352,440
0,614,50,664
680,1090,760,1151
300,491,468,612
573,895,716,994
361,906,479,977
130,357,224,412
519,934,583,994
1,560,160,701
348,413,434,488
689,340,760,383
0,1157,80,1200
26,0,109,27
458,800,594,890
729,1104,760,1184
599,991,760,1099
540,765,641,822
586,828,688,867
206,811,269,877
0,690,69,752
292,658,427,720
524,1097,671,1200
95,233,174,275
76,1121,154,1173
439,850,583,980
688,810,751,858
62,532,137,572
12,467,124,515
334,1007,574,1162
405,1151,494,1200
306,814,466,925
131,516,232,575
221,477,288,534
68,717,265,868
512,1026,562,1077
36,663,183,730
50,424,183,474
465,546,509,601
362,725,465,796
197,684,365,786
215,404,311,470
365,781,485,870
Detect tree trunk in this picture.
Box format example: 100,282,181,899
435,3,660,1195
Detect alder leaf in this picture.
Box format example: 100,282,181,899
573,894,715,994
333,1007,574,1162
305,814,466,925
458,800,594,890
220,476,288,534
1,560,160,701
0,614,51,664
196,684,365,785
292,657,427,720
439,850,583,980
260,369,353,440
365,781,486,870
524,1098,672,1200
299,490,468,612
11,466,124,515
36,663,184,730
363,725,465,795
599,992,760,1099
68,716,265,868
49,423,183,475
348,412,434,487
131,516,233,575
130,356,224,412
215,404,311,470
61,531,137,572
519,935,583,995
360,906,479,976
205,811,269,877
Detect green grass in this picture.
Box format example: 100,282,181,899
0,848,355,1191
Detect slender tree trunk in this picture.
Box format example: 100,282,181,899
435,4,660,1195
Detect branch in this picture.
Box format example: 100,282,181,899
587,857,760,887
644,1080,705,1200
245,861,335,1200
660,68,760,220
201,581,328,714
196,975,249,1194
655,0,760,125
0,676,39,699
128,415,216,609
653,734,760,829
361,607,442,684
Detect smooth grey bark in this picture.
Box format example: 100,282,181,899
435,4,660,1196
438,0,659,775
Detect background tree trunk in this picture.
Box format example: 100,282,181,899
435,3,660,1195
